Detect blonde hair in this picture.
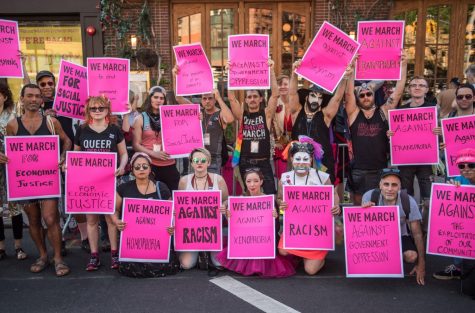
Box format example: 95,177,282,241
189,148,211,163
84,96,112,125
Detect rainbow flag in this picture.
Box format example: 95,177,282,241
231,121,243,167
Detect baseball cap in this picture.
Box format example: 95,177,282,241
455,148,475,164
36,70,55,83
380,168,401,180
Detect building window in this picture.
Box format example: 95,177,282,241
394,10,417,77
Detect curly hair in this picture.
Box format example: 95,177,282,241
84,96,112,125
0,83,14,111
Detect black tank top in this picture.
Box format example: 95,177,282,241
240,109,271,159
16,116,52,136
350,108,389,170
399,101,435,109
292,110,335,182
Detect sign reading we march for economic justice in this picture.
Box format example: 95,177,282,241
343,206,403,277
427,183,475,260
0,19,23,78
356,20,405,80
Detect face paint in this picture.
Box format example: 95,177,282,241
292,152,311,174
306,92,323,113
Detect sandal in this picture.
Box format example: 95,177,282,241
15,248,28,260
30,257,48,273
54,261,70,277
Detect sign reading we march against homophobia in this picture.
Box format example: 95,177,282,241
65,151,116,214
0,19,23,78
427,184,475,260
173,190,222,251
343,206,403,277
356,20,404,80
283,185,335,250
119,198,173,263
389,107,439,165
228,195,275,259
295,21,359,94
5,136,61,200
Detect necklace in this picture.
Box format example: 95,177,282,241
293,171,310,185
137,180,151,195
192,173,211,190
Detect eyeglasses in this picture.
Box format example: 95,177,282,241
134,164,150,171
89,107,107,112
192,157,208,164
358,92,373,99
246,95,260,99
39,81,54,87
457,163,475,170
409,83,428,88
456,94,473,101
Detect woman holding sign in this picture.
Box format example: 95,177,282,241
73,96,128,271
277,136,341,275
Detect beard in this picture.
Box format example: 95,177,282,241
306,101,320,113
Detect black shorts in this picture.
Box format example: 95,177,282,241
401,235,417,253
349,168,380,195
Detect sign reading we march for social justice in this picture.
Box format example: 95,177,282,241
427,184,475,260
442,115,475,177
65,151,116,214
5,136,61,200
343,206,403,277
0,19,23,78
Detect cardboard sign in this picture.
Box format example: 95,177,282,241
441,115,475,177
0,19,23,78
87,57,130,114
65,151,116,214
173,190,222,251
228,34,270,90
119,198,173,263
5,136,61,200
356,20,405,80
389,107,439,165
173,43,214,96
427,183,475,260
160,104,204,158
343,206,403,277
295,21,359,93
283,185,335,250
53,60,88,120
228,195,275,259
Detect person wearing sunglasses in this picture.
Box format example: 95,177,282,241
433,148,475,281
73,96,128,271
345,52,408,205
362,168,426,285
437,78,460,119
446,83,475,118
176,148,229,273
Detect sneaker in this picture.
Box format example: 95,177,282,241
86,254,101,271
111,253,119,270
433,264,461,280
81,239,91,253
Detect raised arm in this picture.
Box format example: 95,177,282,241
323,67,352,123
265,59,278,120
215,89,234,125
381,51,408,115
288,60,302,115
344,69,359,123
172,65,193,104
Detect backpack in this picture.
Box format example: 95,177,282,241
370,188,411,220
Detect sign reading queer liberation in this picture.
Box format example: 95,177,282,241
119,198,173,262
87,57,129,114
228,195,275,259
53,60,88,119
65,151,116,214
0,19,23,78
5,136,61,200
356,20,404,80
228,34,270,90
296,21,359,93
427,184,475,260
173,190,222,251
173,43,213,96
343,206,403,277
160,104,203,158
389,107,439,165
283,185,334,250
442,115,475,177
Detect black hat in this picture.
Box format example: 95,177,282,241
36,70,55,83
380,168,401,180
450,77,460,86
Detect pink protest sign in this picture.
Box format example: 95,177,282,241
228,195,275,259
296,21,359,93
119,198,173,263
442,115,475,177
173,190,222,251
5,136,61,200
65,151,116,214
343,206,403,277
87,58,130,114
283,185,334,250
356,21,405,80
427,183,475,260
160,104,204,158
173,43,213,96
0,19,23,78
53,60,88,120
228,34,270,90
389,107,439,165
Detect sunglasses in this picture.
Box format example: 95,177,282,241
89,107,107,112
245,167,261,173
39,81,54,87
382,168,400,174
134,164,150,171
409,83,428,88
358,92,373,98
192,157,208,164
457,163,475,169
456,94,473,101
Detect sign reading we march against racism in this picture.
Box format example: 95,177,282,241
427,184,475,260
442,115,475,177
343,206,403,277
0,19,23,78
